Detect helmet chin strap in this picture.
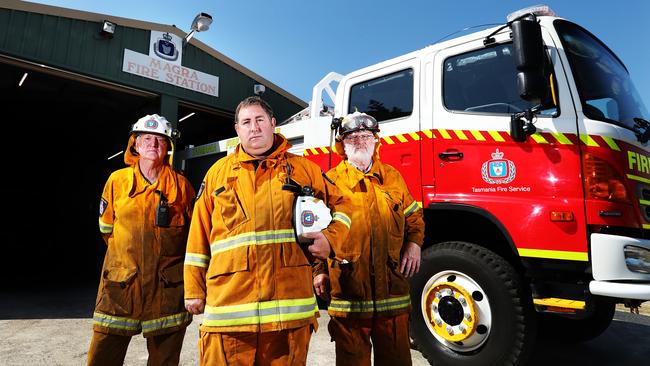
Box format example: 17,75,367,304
329,117,343,170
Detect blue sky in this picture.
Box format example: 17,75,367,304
31,0,650,106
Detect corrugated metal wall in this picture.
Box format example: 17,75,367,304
0,7,302,121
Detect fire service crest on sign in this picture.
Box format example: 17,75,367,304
481,149,516,184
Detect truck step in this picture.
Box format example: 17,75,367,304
533,297,586,313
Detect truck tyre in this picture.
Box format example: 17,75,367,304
537,297,615,342
410,241,536,366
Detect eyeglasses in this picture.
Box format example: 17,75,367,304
344,134,376,143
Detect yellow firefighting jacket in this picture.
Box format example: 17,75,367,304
184,134,352,333
94,135,195,337
316,158,425,318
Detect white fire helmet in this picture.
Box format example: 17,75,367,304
131,114,180,140
294,194,332,244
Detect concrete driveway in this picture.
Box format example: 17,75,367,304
1,287,648,365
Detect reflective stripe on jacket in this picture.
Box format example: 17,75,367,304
320,159,425,318
184,134,352,333
95,153,195,337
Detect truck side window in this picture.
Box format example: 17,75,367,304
348,69,413,123
443,44,539,114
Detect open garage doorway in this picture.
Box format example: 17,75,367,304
0,58,160,292
0,56,236,318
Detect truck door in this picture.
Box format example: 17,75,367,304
342,59,422,200
430,31,586,256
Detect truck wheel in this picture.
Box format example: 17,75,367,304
537,297,615,342
410,241,536,366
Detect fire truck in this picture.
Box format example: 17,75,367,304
181,5,650,365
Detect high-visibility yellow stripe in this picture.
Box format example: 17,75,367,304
550,132,573,145
329,295,411,313
185,253,210,268
333,212,351,229
579,134,599,147
453,130,468,140
210,229,295,255
142,312,192,333
403,201,419,217
639,200,650,206
93,312,141,331
98,219,113,234
203,297,318,327
533,297,585,310
530,133,549,144
470,130,486,141
518,248,588,261
627,174,650,184
408,132,420,141
601,136,621,151
302,131,624,158
417,201,423,208
643,224,650,230
488,130,505,142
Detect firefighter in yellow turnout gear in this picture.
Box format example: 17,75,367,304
89,115,195,365
313,112,425,366
184,97,352,366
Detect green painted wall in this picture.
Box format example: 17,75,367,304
0,7,303,121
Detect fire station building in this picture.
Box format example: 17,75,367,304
0,1,305,288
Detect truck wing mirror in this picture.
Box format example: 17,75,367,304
511,16,549,105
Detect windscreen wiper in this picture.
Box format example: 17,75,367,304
633,117,650,143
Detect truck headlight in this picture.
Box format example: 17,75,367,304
624,245,650,274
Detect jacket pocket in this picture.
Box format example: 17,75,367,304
207,246,249,279
329,259,365,300
160,263,185,314
387,256,409,296
97,267,137,316
160,212,189,256
214,182,249,233
383,190,406,242
281,242,309,267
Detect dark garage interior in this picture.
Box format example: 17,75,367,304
0,59,234,303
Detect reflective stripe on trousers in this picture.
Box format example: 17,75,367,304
203,296,319,327
328,295,411,313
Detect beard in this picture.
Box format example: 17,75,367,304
344,142,374,170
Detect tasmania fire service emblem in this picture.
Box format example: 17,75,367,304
153,32,179,61
301,210,316,227
482,148,516,184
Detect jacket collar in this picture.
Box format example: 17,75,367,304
128,162,178,201
234,134,291,168
337,158,385,187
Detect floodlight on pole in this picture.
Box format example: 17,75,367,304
183,13,213,46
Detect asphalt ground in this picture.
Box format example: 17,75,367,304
1,287,648,365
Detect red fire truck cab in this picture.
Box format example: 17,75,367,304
273,5,650,365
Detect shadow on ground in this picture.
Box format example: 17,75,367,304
0,285,97,320
529,312,650,366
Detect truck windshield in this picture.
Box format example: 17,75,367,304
554,20,649,130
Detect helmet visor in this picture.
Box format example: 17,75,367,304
339,114,379,136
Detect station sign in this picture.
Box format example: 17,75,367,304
122,31,219,97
